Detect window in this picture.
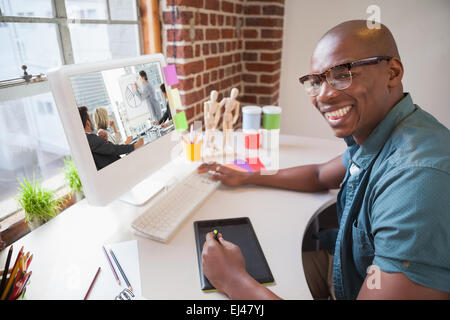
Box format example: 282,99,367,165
0,0,143,225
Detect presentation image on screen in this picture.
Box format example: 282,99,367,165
70,62,174,171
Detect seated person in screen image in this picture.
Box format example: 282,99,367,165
94,106,132,144
133,70,162,123
197,20,450,300
78,106,144,170
153,83,173,128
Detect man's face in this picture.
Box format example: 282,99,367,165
310,37,391,141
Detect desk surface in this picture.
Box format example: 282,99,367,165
0,135,346,300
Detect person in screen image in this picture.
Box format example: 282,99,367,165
198,20,450,300
94,107,132,144
133,70,162,123
78,106,144,170
153,83,173,128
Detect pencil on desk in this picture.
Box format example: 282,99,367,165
84,267,101,300
109,249,133,292
103,245,121,286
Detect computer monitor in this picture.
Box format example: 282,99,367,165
47,54,179,206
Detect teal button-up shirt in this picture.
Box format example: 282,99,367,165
332,93,450,299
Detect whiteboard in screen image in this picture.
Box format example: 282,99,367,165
118,73,149,120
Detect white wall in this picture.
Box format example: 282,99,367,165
279,0,450,140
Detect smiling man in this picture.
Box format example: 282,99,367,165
198,20,450,300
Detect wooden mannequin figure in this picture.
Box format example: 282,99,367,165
203,90,225,161
222,88,240,158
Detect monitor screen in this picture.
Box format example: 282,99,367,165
69,61,174,170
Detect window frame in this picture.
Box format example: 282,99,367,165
0,0,146,230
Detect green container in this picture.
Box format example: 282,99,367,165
262,106,281,130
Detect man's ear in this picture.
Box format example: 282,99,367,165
387,57,403,88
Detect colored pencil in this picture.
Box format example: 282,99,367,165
103,246,121,286
1,248,23,300
109,249,133,292
83,267,101,300
0,245,13,296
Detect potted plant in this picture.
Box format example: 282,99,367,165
15,177,63,230
62,157,83,202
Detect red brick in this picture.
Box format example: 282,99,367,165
178,77,195,91
245,40,282,50
245,17,283,28
202,43,210,55
243,52,258,61
166,44,193,59
210,14,216,25
196,75,202,87
263,5,284,16
183,106,195,120
210,43,218,54
173,0,204,9
218,14,224,25
177,60,204,76
211,70,218,81
200,13,208,25
221,1,234,13
244,5,261,15
167,29,190,42
221,54,233,65
206,57,221,70
203,73,210,84
235,4,243,14
261,52,282,61
205,0,219,10
244,85,276,94
260,73,281,84
245,62,281,72
241,95,257,104
243,29,258,38
243,74,257,83
162,11,193,25
206,28,220,40
181,88,205,106
261,29,283,38
221,29,234,39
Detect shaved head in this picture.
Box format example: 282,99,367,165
307,20,405,145
312,20,400,73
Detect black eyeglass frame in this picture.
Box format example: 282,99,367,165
299,56,392,90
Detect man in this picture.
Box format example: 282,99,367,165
198,20,450,300
78,106,144,170
153,83,172,128
133,70,163,122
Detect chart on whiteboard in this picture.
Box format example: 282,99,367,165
118,73,149,119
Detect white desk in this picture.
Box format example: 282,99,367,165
0,135,346,300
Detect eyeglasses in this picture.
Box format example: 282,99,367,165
299,56,392,96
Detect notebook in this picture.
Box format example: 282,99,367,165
193,217,275,291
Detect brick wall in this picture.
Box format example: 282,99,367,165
160,0,285,127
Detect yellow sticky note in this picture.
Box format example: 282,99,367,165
167,88,182,114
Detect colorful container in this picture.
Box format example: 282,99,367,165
242,106,262,131
262,106,281,130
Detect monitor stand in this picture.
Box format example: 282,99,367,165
118,156,197,206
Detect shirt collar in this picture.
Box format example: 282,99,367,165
351,93,416,169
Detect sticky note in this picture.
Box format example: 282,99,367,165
173,111,188,131
163,64,179,86
167,88,182,113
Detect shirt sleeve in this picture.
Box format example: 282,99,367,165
370,166,450,293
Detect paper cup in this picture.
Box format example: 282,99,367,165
262,106,281,130
242,106,262,131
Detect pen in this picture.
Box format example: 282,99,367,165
109,249,133,292
103,246,121,286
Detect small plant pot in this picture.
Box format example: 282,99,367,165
27,218,41,231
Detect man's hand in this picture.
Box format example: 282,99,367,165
98,129,108,142
202,232,248,295
197,162,251,187
124,136,133,144
133,138,144,149
133,82,138,89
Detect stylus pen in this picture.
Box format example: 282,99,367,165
213,229,220,242
109,249,133,292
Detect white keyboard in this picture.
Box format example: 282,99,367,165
131,170,220,243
